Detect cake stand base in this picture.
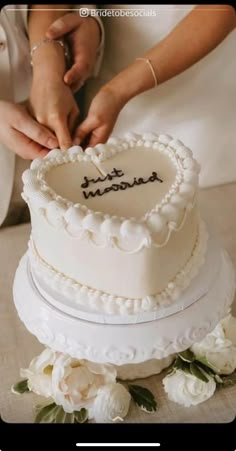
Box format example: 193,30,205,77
115,356,175,380
13,247,235,367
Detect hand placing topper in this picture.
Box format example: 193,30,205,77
73,87,125,147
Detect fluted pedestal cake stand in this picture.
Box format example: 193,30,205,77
13,229,236,379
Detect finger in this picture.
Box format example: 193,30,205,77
64,74,85,95
68,108,80,135
52,118,73,150
46,13,83,39
73,117,96,145
11,129,49,160
64,54,92,86
16,113,59,149
88,127,110,147
64,65,84,91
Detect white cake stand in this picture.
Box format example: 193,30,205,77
13,237,235,369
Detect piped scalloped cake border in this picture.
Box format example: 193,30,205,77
14,248,235,364
22,132,200,251
28,219,208,316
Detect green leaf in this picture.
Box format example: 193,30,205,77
178,349,195,363
172,356,185,370
182,364,192,375
189,363,209,383
64,413,75,423
35,403,89,424
128,384,157,413
34,402,58,423
214,374,224,385
195,361,216,377
195,355,219,373
54,407,67,423
35,399,54,414
167,356,192,376
11,379,30,395
74,408,89,423
175,356,193,374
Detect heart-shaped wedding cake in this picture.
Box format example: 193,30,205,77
22,132,207,317
13,131,236,420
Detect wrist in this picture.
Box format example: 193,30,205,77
100,84,128,112
103,59,158,106
32,70,65,86
102,78,132,108
31,39,67,79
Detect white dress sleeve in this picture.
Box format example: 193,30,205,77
18,4,28,32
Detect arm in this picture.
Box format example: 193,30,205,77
45,10,104,92
106,4,236,101
75,5,236,146
28,5,80,149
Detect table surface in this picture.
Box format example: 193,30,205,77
0,183,236,423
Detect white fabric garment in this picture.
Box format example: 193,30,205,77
0,4,105,227
0,5,30,227
85,4,236,188
1,155,30,227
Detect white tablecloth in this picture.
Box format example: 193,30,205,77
0,183,236,423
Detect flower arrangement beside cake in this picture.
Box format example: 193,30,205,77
13,313,236,422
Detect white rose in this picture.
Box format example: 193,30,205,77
20,348,57,397
163,369,216,407
221,314,236,344
51,356,117,414
191,314,236,375
91,383,131,423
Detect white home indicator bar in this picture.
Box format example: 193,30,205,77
76,444,161,448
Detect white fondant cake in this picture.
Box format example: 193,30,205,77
22,132,204,317
13,131,236,420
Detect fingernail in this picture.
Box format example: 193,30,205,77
40,150,49,157
50,23,62,32
64,73,74,86
73,138,81,145
47,137,58,148
61,142,72,151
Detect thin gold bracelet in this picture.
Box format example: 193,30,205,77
30,38,69,67
136,57,159,87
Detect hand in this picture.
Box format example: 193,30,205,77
73,87,125,147
29,77,80,150
46,13,101,93
0,101,58,159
